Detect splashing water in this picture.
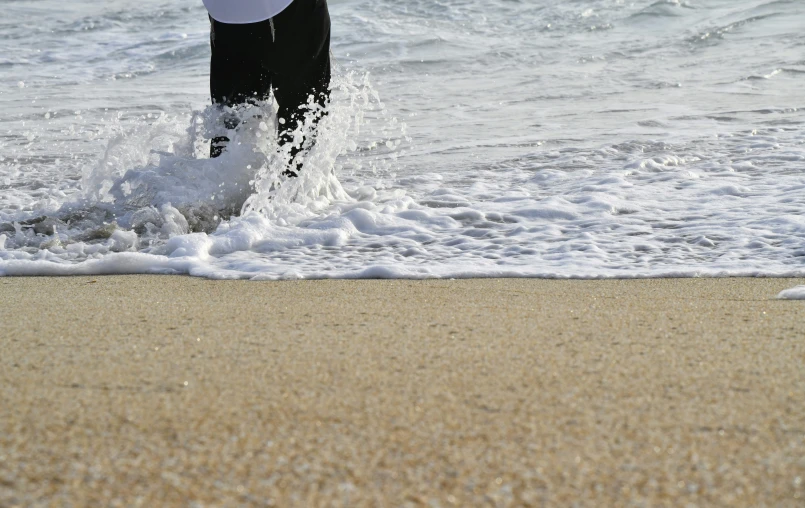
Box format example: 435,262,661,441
243,70,395,221
2,0,805,279
0,68,410,277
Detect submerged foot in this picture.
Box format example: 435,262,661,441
210,136,229,158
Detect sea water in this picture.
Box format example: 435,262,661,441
1,0,804,280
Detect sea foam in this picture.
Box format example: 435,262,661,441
1,0,804,280
777,286,805,300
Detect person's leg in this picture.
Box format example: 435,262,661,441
209,17,274,158
273,46,331,176
270,0,332,176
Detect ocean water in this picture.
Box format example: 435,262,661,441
1,0,804,279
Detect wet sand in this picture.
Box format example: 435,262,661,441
1,276,804,506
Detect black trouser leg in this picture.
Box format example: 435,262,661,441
209,17,273,158
208,0,331,176
273,39,331,176
210,117,240,158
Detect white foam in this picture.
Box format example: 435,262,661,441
2,0,805,280
777,286,805,300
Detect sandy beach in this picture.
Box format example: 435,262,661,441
1,276,804,506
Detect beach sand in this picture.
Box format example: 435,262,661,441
1,276,804,506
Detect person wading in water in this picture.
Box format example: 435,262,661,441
203,0,331,177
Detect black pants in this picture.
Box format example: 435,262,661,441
209,0,331,176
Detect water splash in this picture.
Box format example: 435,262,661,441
244,69,403,222
0,68,408,260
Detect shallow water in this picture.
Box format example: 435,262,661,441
1,0,804,279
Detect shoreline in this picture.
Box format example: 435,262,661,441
1,276,804,505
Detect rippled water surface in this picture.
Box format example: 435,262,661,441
1,0,804,278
